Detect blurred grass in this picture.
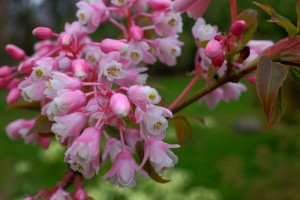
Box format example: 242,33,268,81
1,75,300,199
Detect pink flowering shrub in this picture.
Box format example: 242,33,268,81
1,0,300,199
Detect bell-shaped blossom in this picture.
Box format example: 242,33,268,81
30,57,57,81
102,138,122,163
126,41,156,65
111,0,135,8
76,1,109,33
152,11,183,36
72,59,89,80
192,18,218,42
114,66,148,87
199,88,224,109
110,93,131,118
103,150,147,187
135,105,173,140
141,138,179,173
123,128,142,152
154,36,183,66
173,0,211,19
6,118,36,140
221,82,247,102
51,112,87,144
19,78,47,102
44,71,83,98
82,45,103,65
65,127,101,179
42,89,87,120
128,85,161,111
50,189,72,200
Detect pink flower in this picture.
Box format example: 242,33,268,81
126,41,156,65
5,44,26,61
103,150,147,187
135,105,173,140
42,89,87,120
65,127,101,179
44,71,83,98
110,93,131,118
32,27,55,40
154,36,183,66
72,59,89,80
199,88,224,109
19,78,47,102
50,189,72,200
205,39,223,59
6,87,21,104
152,11,183,36
51,112,87,144
230,20,247,37
173,0,211,19
192,18,218,42
30,57,58,81
123,128,142,152
221,82,247,101
128,85,161,111
102,138,122,163
99,39,129,54
129,25,144,41
74,189,88,200
141,138,179,173
5,119,35,140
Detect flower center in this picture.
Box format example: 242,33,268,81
168,18,176,27
153,121,162,130
107,66,121,77
35,69,44,78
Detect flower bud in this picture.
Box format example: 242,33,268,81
7,78,22,90
129,25,144,41
100,39,128,53
0,66,12,77
110,93,131,118
32,27,54,39
18,60,35,75
5,44,26,61
205,39,223,59
58,33,73,46
72,59,89,80
74,189,88,200
0,77,9,89
211,53,225,67
230,20,247,37
149,0,171,11
6,87,21,104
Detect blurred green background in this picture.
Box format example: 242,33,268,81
1,0,300,200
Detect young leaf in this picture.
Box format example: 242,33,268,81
237,9,258,45
254,2,299,38
256,56,288,127
173,115,192,147
263,89,286,129
135,141,170,183
290,66,300,81
27,115,54,136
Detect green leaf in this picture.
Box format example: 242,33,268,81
254,2,299,38
28,115,54,136
173,115,192,147
135,142,170,183
237,9,258,45
256,56,288,128
290,66,300,81
297,1,300,31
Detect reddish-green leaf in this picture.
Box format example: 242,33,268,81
135,142,170,183
256,56,288,127
290,66,300,81
28,115,54,136
173,115,192,147
254,2,299,38
238,9,258,45
296,1,300,31
263,89,286,129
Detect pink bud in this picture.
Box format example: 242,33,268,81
7,78,22,90
0,77,9,89
5,44,26,61
205,39,223,59
72,59,89,80
18,60,35,75
211,53,225,67
32,27,54,39
110,93,131,118
99,39,128,53
74,189,88,200
58,33,73,46
0,66,13,77
129,25,144,41
38,136,51,149
172,0,195,12
6,88,21,104
230,20,247,37
149,0,171,10
245,75,256,84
